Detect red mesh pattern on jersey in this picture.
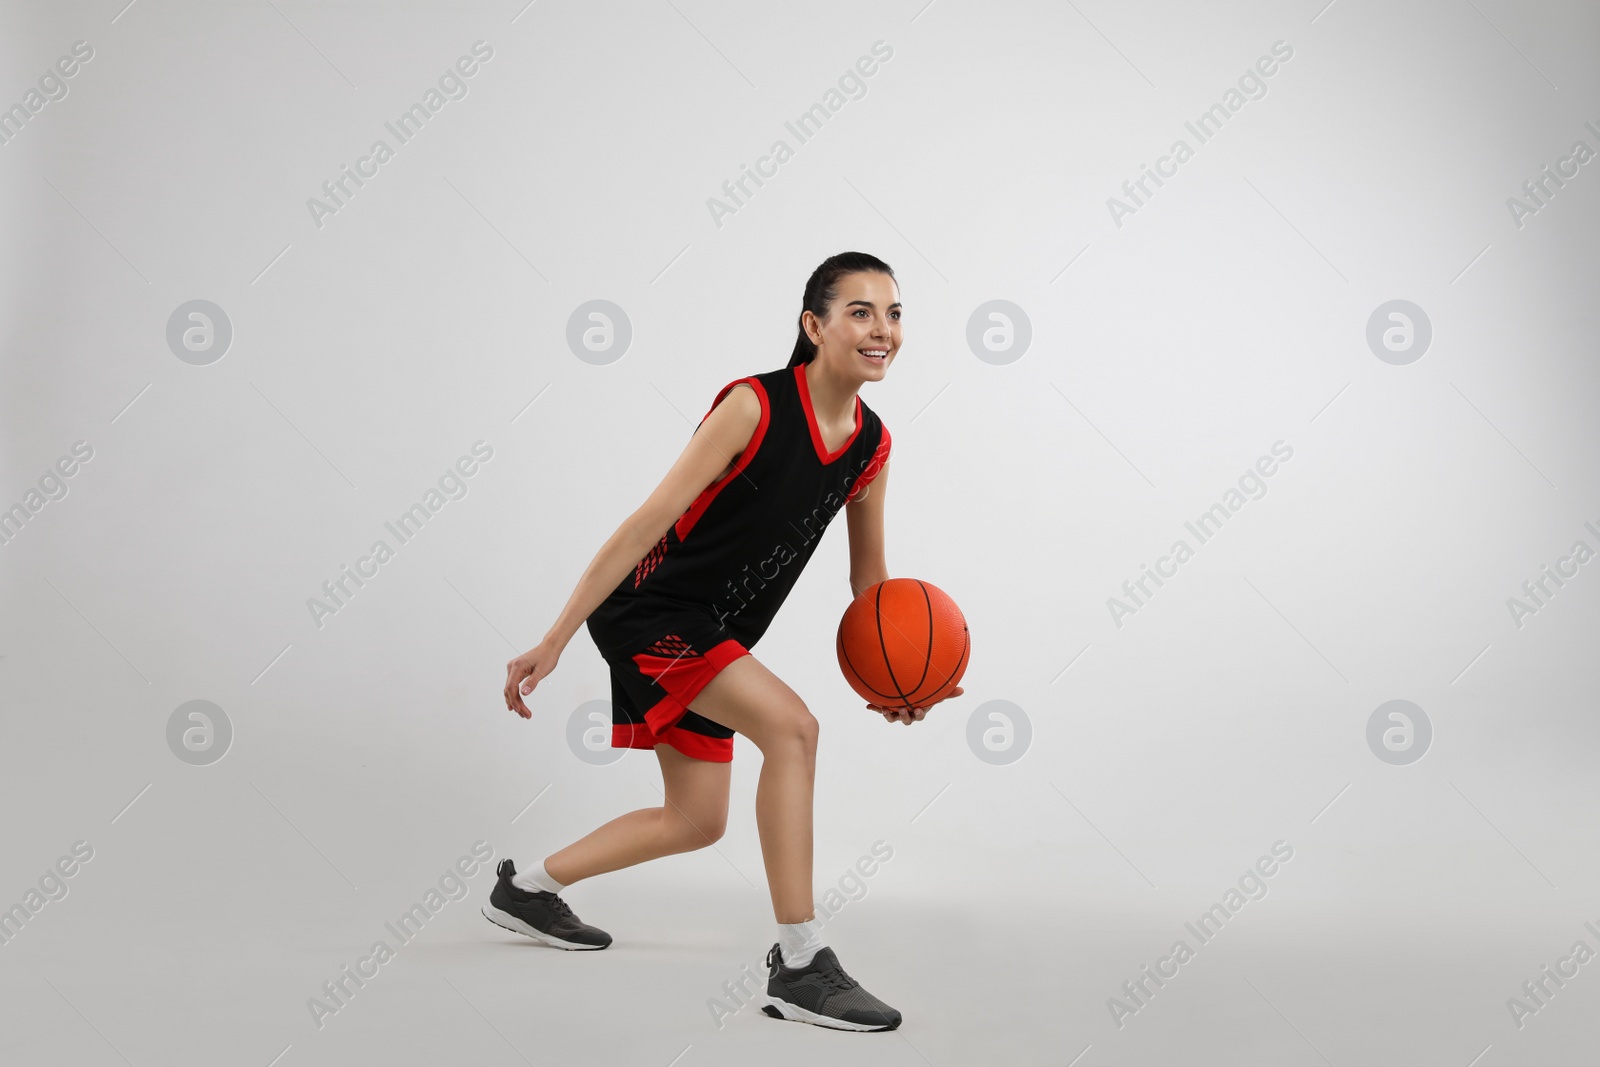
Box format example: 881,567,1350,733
634,533,669,588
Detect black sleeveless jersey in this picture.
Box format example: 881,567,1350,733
587,364,891,655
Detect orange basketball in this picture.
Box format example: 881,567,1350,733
837,578,969,710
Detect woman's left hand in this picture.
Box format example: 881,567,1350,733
868,687,964,725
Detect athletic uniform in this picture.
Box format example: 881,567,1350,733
585,364,892,762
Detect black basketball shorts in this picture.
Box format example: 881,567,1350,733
586,606,750,763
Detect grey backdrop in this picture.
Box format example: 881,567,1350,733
2,1,1597,1064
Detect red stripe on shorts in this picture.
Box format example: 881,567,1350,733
630,637,749,738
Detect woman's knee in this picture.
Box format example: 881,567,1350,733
663,805,727,850
697,811,728,845
761,703,818,758
690,656,816,757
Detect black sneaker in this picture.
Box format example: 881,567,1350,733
481,859,611,950
761,943,901,1031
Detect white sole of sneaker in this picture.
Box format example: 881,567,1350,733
760,997,899,1032
480,904,608,951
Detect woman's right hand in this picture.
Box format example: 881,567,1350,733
505,639,561,719
870,686,964,725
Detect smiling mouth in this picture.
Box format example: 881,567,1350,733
858,349,889,362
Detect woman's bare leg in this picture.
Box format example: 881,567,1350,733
543,743,731,885
683,654,818,924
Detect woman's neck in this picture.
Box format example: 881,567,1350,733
803,359,857,425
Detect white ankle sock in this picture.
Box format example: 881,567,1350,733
511,859,565,895
778,918,825,969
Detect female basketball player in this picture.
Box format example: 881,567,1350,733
487,252,962,1032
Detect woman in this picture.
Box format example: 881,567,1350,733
489,251,962,1033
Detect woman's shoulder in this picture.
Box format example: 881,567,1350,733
706,368,795,413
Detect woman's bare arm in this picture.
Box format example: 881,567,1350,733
844,458,962,725
845,457,890,598
505,384,761,716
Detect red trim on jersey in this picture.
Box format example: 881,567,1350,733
794,364,862,464
845,423,892,503
674,378,771,543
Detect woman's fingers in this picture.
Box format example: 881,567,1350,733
505,658,535,718
868,692,971,723
867,702,924,723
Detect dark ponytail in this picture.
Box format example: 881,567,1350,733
786,252,897,369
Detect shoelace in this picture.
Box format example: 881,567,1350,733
808,959,860,994
768,948,863,994
526,888,575,922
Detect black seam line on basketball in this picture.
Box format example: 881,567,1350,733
868,580,934,702
835,622,906,698
841,590,963,702
943,620,969,675
837,629,909,700
886,581,945,700
860,583,913,704
873,582,915,707
906,580,935,696
940,628,969,694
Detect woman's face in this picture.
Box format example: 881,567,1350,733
806,271,901,380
